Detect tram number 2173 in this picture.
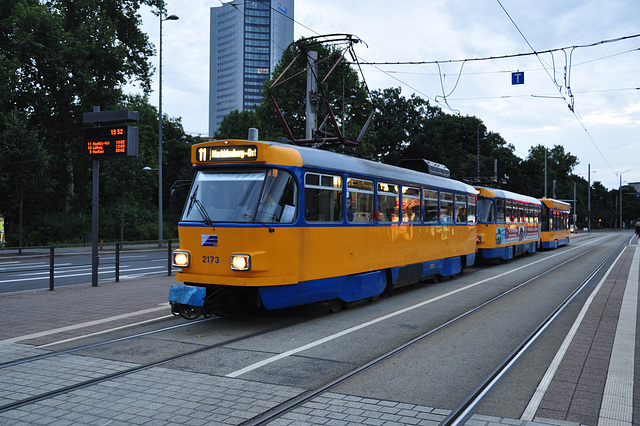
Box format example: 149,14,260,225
203,256,220,264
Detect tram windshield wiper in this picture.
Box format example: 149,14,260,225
187,185,215,228
242,211,275,233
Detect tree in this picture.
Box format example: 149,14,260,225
0,0,156,224
520,145,579,198
214,109,261,140
0,110,48,247
365,87,431,164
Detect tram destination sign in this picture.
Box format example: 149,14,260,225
83,125,139,158
197,145,258,162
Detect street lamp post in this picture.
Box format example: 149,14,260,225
620,174,623,230
158,11,179,247
477,125,479,179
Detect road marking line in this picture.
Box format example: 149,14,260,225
37,314,175,348
0,305,169,345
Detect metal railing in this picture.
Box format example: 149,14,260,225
0,240,177,291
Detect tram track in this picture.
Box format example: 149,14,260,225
0,313,325,414
239,234,629,425
0,317,216,369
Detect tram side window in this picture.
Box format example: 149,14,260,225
440,192,454,223
347,178,374,222
517,203,524,223
496,199,506,223
423,189,439,223
455,194,467,223
402,186,421,222
505,200,513,223
468,195,477,225
377,182,400,223
305,173,343,222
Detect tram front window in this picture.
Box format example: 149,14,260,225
182,169,297,224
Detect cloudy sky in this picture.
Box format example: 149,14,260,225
133,0,640,191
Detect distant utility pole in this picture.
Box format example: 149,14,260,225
588,164,591,232
544,148,547,198
306,51,318,140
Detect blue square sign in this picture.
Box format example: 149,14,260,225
512,72,524,85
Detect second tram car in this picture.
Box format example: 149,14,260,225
169,139,478,317
475,187,542,261
539,198,571,249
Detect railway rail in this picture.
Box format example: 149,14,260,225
0,314,324,414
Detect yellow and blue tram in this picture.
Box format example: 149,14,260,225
539,198,571,249
169,139,478,316
475,187,542,261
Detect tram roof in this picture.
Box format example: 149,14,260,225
270,141,476,194
539,198,572,210
476,186,541,205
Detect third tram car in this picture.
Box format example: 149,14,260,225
539,198,571,249
475,187,542,261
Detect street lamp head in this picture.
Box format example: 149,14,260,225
165,14,179,21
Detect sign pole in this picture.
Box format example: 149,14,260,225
91,107,100,287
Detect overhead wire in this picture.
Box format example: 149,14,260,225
358,46,640,78
220,0,636,176
495,0,620,176
356,35,640,66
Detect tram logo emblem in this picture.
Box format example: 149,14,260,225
201,234,218,247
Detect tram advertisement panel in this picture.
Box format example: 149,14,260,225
495,225,539,245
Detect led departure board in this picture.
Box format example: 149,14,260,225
83,125,138,158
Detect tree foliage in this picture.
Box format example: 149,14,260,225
0,0,201,246
0,110,48,246
214,109,261,140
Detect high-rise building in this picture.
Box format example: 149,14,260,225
209,0,294,136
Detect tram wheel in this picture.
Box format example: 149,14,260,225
328,299,343,313
177,305,203,320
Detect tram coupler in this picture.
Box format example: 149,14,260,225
169,284,208,319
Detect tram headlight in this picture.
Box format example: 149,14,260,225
172,250,190,268
231,254,251,271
